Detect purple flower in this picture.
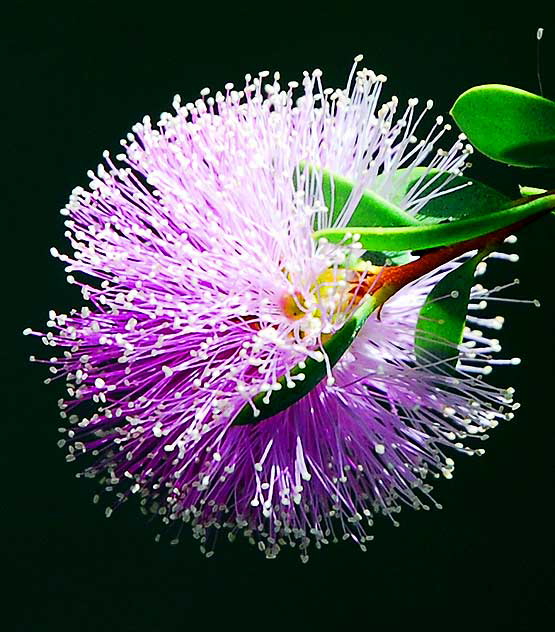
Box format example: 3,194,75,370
27,57,520,560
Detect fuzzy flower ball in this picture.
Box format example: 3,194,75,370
30,58,519,560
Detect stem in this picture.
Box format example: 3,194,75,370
369,199,553,302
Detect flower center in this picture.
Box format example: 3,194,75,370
280,261,382,334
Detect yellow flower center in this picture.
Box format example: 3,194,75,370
280,261,382,326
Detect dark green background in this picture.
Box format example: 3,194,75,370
4,2,554,630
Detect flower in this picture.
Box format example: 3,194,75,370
28,57,520,561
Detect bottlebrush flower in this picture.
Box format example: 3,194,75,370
27,57,524,561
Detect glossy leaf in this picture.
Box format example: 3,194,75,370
519,185,547,196
415,251,486,369
412,171,510,221
319,167,418,265
302,165,420,228
232,294,379,425
313,193,555,252
451,85,555,168
375,167,510,221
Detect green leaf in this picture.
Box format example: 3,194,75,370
313,193,555,252
413,172,510,221
302,165,420,228
415,251,487,370
232,294,379,425
307,165,511,229
519,185,547,196
374,167,510,221
451,85,555,168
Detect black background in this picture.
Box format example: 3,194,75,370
4,2,555,630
